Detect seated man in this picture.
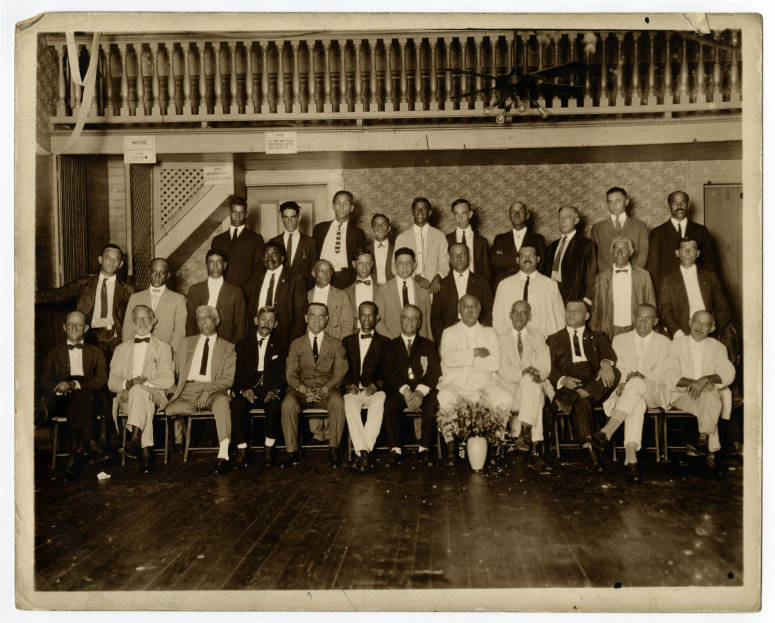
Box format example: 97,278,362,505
662,310,735,467
437,295,512,464
40,310,109,480
382,305,441,467
230,306,286,469
496,300,552,469
280,302,348,468
342,301,390,473
547,300,621,472
591,304,671,481
165,305,236,475
108,305,175,474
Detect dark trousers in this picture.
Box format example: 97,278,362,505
90,330,121,446
49,388,97,450
554,361,620,442
384,388,439,450
229,386,282,445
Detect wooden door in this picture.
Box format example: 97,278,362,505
247,184,330,241
703,184,742,327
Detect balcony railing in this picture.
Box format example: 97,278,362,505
43,29,742,127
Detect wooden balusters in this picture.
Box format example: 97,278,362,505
678,34,689,104
228,41,238,114
213,42,223,114
384,40,393,112
712,43,722,103
135,45,146,116
474,36,483,109
182,42,192,115
599,33,609,106
55,43,66,116
308,42,318,113
275,42,286,113
163,40,175,115
663,33,673,105
368,39,378,111
260,42,270,113
72,44,83,115
150,43,160,115
696,41,706,104
647,31,657,105
399,39,408,111
459,37,469,110
354,40,363,112
198,42,208,115
428,38,438,111
631,32,641,106
118,43,129,116
729,31,740,103
414,39,422,110
291,40,301,113
102,44,112,116
613,32,625,105
444,37,454,111
339,40,348,112
323,40,333,112
550,33,560,107
583,37,593,107
245,42,255,114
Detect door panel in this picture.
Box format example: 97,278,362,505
247,184,329,240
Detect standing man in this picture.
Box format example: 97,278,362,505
342,301,390,472
393,197,450,295
431,243,493,342
165,306,236,475
280,302,348,468
345,248,382,330
547,300,621,472
370,213,394,285
446,198,491,284
590,187,649,273
491,201,546,287
590,237,656,340
108,305,175,475
542,206,597,305
269,200,317,289
493,246,565,338
122,257,187,354
185,249,247,346
210,195,265,290
307,259,354,340
313,190,367,289
374,247,432,340
646,190,718,291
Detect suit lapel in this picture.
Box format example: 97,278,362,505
698,269,712,308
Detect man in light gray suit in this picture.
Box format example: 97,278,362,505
375,247,432,340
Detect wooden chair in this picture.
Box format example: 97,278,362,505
609,408,662,463
117,410,171,466
41,397,69,469
344,407,443,462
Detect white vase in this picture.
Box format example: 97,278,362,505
467,436,487,471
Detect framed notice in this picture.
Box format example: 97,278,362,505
265,131,298,154
123,135,156,164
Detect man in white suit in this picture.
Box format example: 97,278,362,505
663,310,736,467
109,305,175,474
591,304,671,481
122,258,187,354
393,197,450,295
497,300,552,469
493,245,565,338
375,247,432,340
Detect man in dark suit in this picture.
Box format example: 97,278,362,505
185,249,246,345
646,190,718,292
382,304,442,467
547,300,620,472
542,206,598,305
491,201,546,287
210,195,265,290
370,213,394,285
590,187,649,273
431,242,494,342
269,200,317,290
345,247,382,331
446,198,491,284
40,311,109,480
313,190,367,289
280,302,349,468
230,306,286,469
245,241,308,354
342,301,390,472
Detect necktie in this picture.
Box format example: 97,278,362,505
677,222,683,239
517,332,523,357
552,236,567,272
286,233,294,263
406,338,412,355
312,335,319,362
573,330,582,357
134,337,150,343
360,333,373,339
257,338,264,349
402,280,409,307
100,278,108,318
615,217,622,231
150,287,162,310
356,279,371,285
231,227,238,243
199,337,210,375
406,339,414,378
522,275,530,302
418,229,425,271
67,343,83,350
615,269,628,273
335,222,342,254
264,272,275,307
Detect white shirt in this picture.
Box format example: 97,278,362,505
66,340,85,377
670,217,688,236
567,326,588,363
312,284,331,305
308,330,324,351
512,228,527,254
187,334,217,382
634,331,653,372
374,241,389,284
149,285,166,312
453,269,470,318
688,337,704,379
257,267,283,310
413,223,429,275
131,335,149,378
284,231,299,265
396,278,416,306
354,280,373,327
206,276,224,308
256,333,269,372
455,227,475,272
230,225,245,240
321,220,349,271
358,333,373,386
91,273,116,329
610,213,627,229
611,263,633,327
679,264,705,323
551,229,576,282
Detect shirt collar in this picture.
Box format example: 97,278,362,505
308,330,324,340
611,213,627,226
511,327,524,340
232,225,244,234
512,227,526,236
267,266,283,277
200,333,216,342
457,226,472,235
559,229,576,242
455,268,470,279
314,284,331,295
670,217,688,229
518,270,535,279
413,223,429,234
567,325,585,337
99,273,117,283
680,263,698,275
401,333,416,342
134,333,151,340
208,276,224,285
66,339,84,346
149,285,166,293
334,219,349,230
256,331,269,343
376,240,387,248
613,263,631,273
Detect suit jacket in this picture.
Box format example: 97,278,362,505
646,219,718,291
107,335,175,402
547,326,617,389
393,225,450,282
446,230,492,283
270,230,317,289
374,277,433,340
541,233,598,304
662,335,735,400
122,287,187,354
40,342,107,407
438,321,500,390
490,229,547,286
345,280,383,330
590,216,650,273
313,220,367,288
285,332,348,393
211,227,265,288
185,279,247,345
244,267,307,352
658,267,731,337
76,274,134,341
232,332,286,392
342,331,390,389
497,327,551,385
169,334,236,403
306,286,355,340
430,271,493,342
370,239,394,284
590,265,656,339
382,334,441,394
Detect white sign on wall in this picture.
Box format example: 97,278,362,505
265,131,298,154
203,165,234,185
123,136,156,164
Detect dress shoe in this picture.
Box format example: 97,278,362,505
328,448,341,467
515,426,532,452
88,439,111,463
686,432,709,457
591,430,611,453
444,443,457,467
585,447,603,473
280,452,301,469
419,450,435,467
140,447,153,475
172,440,183,455
123,441,139,461
705,452,717,469
625,461,641,482
264,445,277,467
387,451,403,466
358,451,371,473
213,458,231,475
235,447,249,470
731,441,744,456
528,449,552,472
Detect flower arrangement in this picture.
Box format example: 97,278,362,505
437,395,509,449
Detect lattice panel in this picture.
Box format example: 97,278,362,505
131,164,154,290
159,167,205,231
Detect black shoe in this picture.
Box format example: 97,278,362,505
88,439,111,463
444,442,457,467
264,445,277,467
625,461,641,482
585,446,603,473
706,453,717,469
213,458,231,475
328,448,341,468
528,449,552,471
686,432,710,457
358,452,371,473
172,440,183,455
419,450,435,467
61,455,79,482
140,447,153,475
591,430,611,453
280,452,301,469
387,451,403,466
515,425,532,452
234,447,249,470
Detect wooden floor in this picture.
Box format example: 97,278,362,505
34,441,743,591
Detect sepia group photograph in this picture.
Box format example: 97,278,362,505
12,5,764,613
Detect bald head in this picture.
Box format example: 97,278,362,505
63,310,88,343
459,294,482,327
510,299,531,331
509,202,528,230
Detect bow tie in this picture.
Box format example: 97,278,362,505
67,343,84,350
150,288,163,294
134,337,150,343
356,279,371,285
360,333,373,339
615,269,629,273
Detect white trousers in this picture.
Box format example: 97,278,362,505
122,385,167,448
672,389,723,453
608,377,663,451
498,377,545,442
344,390,386,454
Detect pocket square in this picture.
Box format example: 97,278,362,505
420,356,428,374
271,354,278,360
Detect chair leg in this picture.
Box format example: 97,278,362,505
662,414,669,461
653,415,661,463
163,416,169,465
184,417,192,462
51,421,59,470
121,418,127,466
554,417,560,459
